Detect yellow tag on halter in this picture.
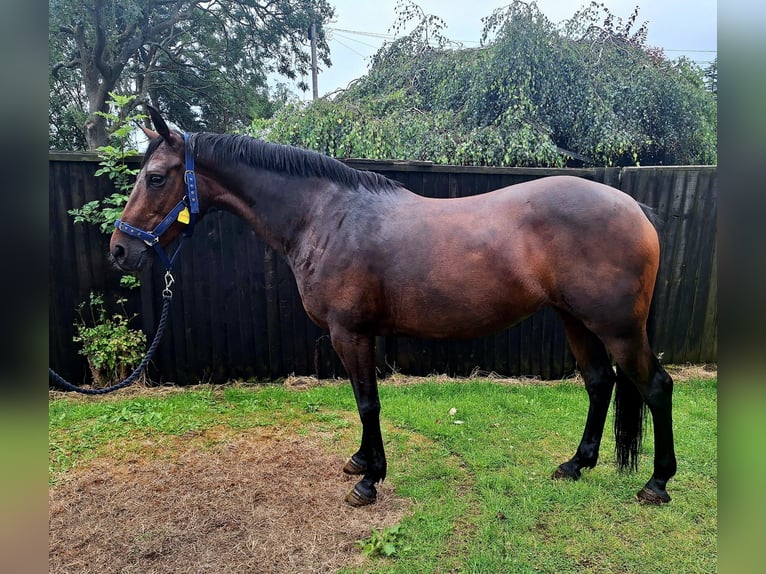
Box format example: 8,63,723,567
177,207,191,224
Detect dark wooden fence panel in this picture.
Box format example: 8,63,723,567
49,158,142,384
49,155,717,384
620,167,718,364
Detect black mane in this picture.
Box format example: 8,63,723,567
180,132,403,193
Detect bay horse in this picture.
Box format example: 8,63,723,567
110,107,676,507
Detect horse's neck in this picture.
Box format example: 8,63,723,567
208,163,338,262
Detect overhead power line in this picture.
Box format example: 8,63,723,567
332,35,368,57
329,26,714,53
331,31,381,50
326,26,715,66
663,49,717,53
328,27,395,40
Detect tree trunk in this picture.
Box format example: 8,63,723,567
81,62,114,150
83,111,109,149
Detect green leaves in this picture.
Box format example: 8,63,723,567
69,193,130,234
356,524,409,557
251,1,715,168
73,293,147,387
68,93,142,238
95,93,145,193
50,0,337,148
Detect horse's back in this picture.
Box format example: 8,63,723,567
395,175,657,277
301,175,659,339
400,175,660,333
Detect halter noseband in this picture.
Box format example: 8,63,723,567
114,133,200,269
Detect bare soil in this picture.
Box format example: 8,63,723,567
49,427,408,574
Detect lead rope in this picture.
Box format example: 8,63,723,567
49,270,175,395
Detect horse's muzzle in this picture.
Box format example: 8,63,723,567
110,237,150,271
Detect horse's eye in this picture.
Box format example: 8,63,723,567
148,174,166,188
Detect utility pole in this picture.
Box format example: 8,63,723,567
309,20,318,100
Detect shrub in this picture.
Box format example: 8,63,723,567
73,293,147,387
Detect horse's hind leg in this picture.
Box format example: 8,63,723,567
553,311,616,480
603,332,676,504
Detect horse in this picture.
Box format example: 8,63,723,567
110,107,676,507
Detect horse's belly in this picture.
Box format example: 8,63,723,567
390,313,528,340
381,282,544,339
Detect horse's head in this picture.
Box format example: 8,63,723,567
109,106,194,271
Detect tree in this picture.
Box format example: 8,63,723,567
50,0,334,150
704,58,717,95
251,1,716,167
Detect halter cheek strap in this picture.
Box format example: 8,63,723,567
114,133,200,269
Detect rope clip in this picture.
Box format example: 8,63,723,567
162,270,175,299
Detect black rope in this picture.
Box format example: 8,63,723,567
49,295,172,395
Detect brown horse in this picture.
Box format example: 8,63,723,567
110,107,676,507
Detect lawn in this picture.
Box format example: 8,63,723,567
49,375,717,573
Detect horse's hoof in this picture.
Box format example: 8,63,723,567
552,464,580,481
636,485,671,505
343,455,367,475
345,484,377,507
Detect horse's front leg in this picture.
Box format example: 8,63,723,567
329,327,386,506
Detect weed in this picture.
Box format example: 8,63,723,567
356,524,409,557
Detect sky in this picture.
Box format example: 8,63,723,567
290,0,717,99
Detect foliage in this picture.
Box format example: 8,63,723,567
49,71,88,151
93,93,145,193
704,57,718,95
356,524,408,557
119,275,141,290
67,94,141,290
49,0,334,149
73,293,147,388
250,1,716,167
68,193,129,235
68,93,142,234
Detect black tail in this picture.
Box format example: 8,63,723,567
638,202,663,232
610,201,660,472
613,368,646,472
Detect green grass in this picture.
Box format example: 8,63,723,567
50,377,717,573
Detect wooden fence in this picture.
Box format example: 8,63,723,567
49,154,717,384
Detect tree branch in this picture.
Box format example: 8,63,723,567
90,0,111,79
52,59,81,78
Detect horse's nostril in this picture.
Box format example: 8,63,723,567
112,243,126,261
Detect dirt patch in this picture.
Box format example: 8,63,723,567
366,363,717,387
49,429,408,574
48,364,716,402
664,363,717,381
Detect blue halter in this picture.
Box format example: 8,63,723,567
114,133,200,269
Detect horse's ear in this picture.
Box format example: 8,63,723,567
138,124,159,141
146,105,172,143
